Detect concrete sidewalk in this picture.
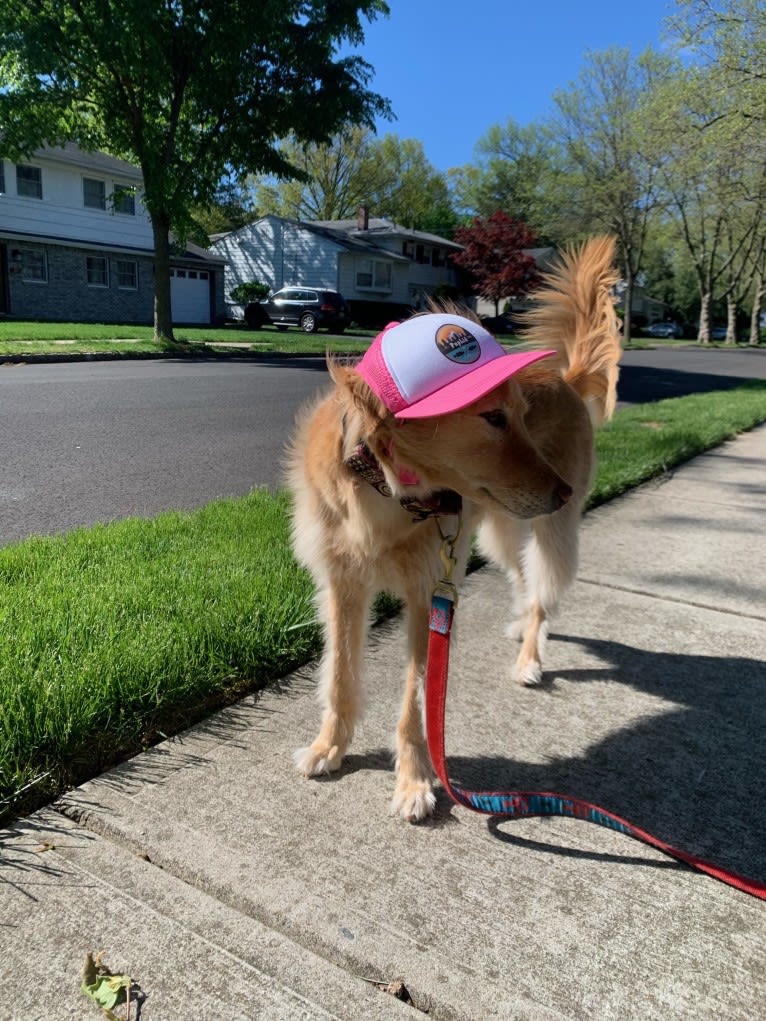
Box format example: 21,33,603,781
2,427,765,1020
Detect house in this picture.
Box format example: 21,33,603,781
0,143,225,324
210,208,468,325
614,281,668,326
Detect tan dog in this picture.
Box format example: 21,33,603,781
288,236,621,821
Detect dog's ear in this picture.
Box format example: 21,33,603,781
328,358,392,441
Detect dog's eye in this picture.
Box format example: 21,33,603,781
480,409,507,429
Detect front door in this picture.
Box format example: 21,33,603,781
0,245,8,314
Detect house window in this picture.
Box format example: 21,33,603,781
415,244,430,265
83,177,106,210
432,248,446,268
355,258,392,291
86,256,109,287
0,161,5,194
112,185,135,215
16,164,43,199
21,249,47,282
116,259,137,289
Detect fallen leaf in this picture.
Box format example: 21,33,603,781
81,951,134,1019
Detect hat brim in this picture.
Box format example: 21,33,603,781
393,349,556,419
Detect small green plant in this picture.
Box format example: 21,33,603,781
229,280,270,304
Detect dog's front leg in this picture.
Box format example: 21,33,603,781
294,568,371,777
390,592,436,823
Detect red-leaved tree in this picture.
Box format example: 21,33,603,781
452,211,541,314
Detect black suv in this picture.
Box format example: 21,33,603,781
245,287,350,333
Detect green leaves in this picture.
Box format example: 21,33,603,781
80,952,135,1019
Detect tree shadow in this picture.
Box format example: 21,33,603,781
0,815,97,907
617,364,755,404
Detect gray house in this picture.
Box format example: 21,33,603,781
210,209,468,325
0,142,226,324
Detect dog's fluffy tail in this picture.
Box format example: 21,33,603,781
522,236,622,425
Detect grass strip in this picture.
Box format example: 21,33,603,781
589,380,766,507
0,491,321,825
0,320,376,356
1,382,765,825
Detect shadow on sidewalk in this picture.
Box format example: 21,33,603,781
447,633,766,883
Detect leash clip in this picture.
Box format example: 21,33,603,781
433,509,463,610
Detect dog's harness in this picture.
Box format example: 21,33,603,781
425,526,766,901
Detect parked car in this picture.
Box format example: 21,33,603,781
245,287,350,333
711,325,728,340
480,313,525,335
645,321,684,339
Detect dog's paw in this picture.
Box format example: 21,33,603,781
390,781,436,823
515,661,543,687
294,743,344,777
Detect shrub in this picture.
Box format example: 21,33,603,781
230,280,270,304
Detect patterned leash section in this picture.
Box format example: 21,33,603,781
425,591,766,901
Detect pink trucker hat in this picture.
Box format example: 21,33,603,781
356,313,555,419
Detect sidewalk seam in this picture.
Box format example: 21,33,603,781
576,576,766,622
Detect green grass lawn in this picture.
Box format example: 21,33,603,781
0,319,376,356
0,381,765,827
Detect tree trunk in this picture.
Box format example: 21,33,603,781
750,269,764,346
151,216,175,343
622,274,633,346
724,296,737,345
697,291,713,344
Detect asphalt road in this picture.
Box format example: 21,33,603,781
1,346,764,546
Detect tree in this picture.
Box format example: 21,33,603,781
549,47,671,344
670,0,766,128
645,59,766,342
0,0,390,340
254,125,376,221
450,119,561,242
451,212,540,315
190,179,260,241
666,0,766,343
363,134,452,230
253,130,453,231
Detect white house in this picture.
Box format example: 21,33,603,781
0,142,225,324
210,209,468,324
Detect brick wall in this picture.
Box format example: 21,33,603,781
7,241,155,323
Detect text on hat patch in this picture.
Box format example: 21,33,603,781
435,323,481,364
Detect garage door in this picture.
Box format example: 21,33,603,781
170,268,211,323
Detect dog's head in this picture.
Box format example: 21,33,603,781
332,359,572,519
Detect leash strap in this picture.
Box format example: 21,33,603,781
425,585,766,901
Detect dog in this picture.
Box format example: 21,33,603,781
288,236,621,822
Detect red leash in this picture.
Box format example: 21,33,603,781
424,529,766,901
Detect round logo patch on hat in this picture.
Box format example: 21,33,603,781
435,323,481,364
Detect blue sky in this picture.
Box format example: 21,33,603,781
351,0,677,172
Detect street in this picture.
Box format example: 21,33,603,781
1,346,764,545
0,356,328,545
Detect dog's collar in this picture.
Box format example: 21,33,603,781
343,435,461,523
